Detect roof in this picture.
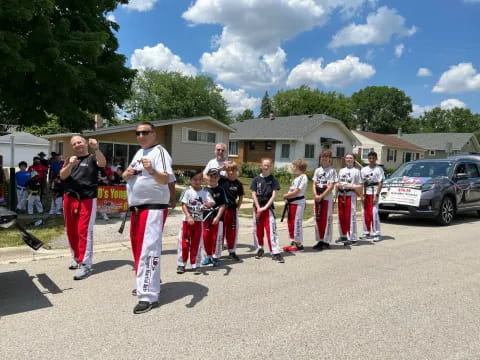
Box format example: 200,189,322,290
353,130,424,151
230,114,358,143
397,133,479,151
0,132,49,146
43,116,235,139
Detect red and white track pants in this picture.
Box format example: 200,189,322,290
203,218,223,258
287,200,305,243
338,193,358,241
362,194,381,236
130,208,167,303
221,207,239,253
177,221,203,268
64,195,96,267
253,208,280,255
314,199,333,244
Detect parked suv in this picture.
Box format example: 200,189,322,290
378,155,480,225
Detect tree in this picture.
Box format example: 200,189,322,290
272,85,354,128
419,107,480,135
235,109,254,122
0,0,136,131
351,86,412,133
22,115,66,136
125,70,230,124
259,91,273,118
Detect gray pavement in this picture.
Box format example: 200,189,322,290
1,214,480,359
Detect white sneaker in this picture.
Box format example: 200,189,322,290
73,265,92,280
373,235,381,242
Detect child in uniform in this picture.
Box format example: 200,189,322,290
26,171,44,215
251,158,284,263
177,170,214,274
312,150,337,250
15,161,30,212
282,159,308,252
49,176,64,215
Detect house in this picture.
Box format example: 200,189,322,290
229,114,359,169
43,116,235,169
0,131,49,167
396,133,480,159
352,130,425,170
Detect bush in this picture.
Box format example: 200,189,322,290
273,167,294,184
240,162,261,178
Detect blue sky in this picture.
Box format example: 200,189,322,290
108,0,480,117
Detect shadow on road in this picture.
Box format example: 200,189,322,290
383,213,480,228
93,259,134,275
158,281,208,308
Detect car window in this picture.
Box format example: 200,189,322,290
467,163,480,178
455,163,467,175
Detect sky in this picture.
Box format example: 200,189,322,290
107,0,480,118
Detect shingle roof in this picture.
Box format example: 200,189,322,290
0,131,49,146
397,133,477,151
354,131,424,151
230,114,358,142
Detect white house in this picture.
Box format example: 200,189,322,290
0,132,50,167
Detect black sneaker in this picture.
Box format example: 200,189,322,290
296,244,304,251
176,265,186,274
228,252,240,261
133,301,159,314
194,267,201,275
255,248,264,259
312,242,323,251
272,254,285,263
321,242,330,250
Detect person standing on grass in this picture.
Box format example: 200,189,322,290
204,143,228,179
312,150,337,251
282,159,308,253
336,153,362,246
123,122,174,314
251,158,284,263
60,135,106,280
15,161,30,212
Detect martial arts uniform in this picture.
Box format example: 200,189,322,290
337,167,362,242
360,165,385,238
286,174,308,245
203,185,226,260
15,170,30,211
218,177,244,257
312,167,337,245
26,176,44,215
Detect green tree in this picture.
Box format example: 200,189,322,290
259,91,273,118
22,115,66,136
272,85,354,128
126,70,230,124
235,109,254,122
419,107,480,135
351,86,412,133
0,0,136,131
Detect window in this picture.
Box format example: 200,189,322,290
281,144,290,158
249,141,255,150
187,129,217,144
429,150,436,156
467,163,480,178
361,148,370,160
99,142,140,168
229,141,239,156
305,144,315,159
265,141,273,151
387,149,397,161
336,146,345,158
404,152,412,162
57,142,64,155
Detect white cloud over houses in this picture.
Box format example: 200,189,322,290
106,13,116,23
123,0,159,12
182,0,376,88
219,86,261,115
432,62,480,93
417,67,432,77
329,6,416,48
130,43,197,76
286,55,375,88
395,43,405,58
411,98,467,117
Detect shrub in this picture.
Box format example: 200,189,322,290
273,167,294,184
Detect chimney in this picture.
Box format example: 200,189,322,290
94,114,104,129
397,127,402,137
269,112,275,120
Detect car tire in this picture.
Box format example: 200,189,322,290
436,197,455,226
379,212,390,221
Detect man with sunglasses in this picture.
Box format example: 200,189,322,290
123,122,174,314
203,143,228,179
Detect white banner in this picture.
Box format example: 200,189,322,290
379,186,422,207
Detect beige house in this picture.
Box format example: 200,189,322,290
352,130,425,170
43,116,235,169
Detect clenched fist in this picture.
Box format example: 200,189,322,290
88,138,98,150
69,156,79,165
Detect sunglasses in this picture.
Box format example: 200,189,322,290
136,130,153,136
216,149,225,152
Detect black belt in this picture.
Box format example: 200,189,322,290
338,190,352,194
316,187,326,195
287,196,305,203
130,204,168,211
365,182,379,186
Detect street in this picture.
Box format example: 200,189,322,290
1,214,480,359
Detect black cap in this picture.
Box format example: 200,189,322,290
207,168,219,175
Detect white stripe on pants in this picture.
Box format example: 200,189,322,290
338,193,358,241
253,208,281,254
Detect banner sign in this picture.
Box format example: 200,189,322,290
380,185,422,207
97,185,128,214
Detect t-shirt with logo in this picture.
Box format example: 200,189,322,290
338,167,362,196
203,158,228,177
250,174,280,208
180,187,214,221
288,174,308,203
206,185,227,220
361,165,385,195
218,177,245,208
62,154,100,199
312,167,337,201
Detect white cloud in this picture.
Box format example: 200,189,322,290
106,13,116,23
287,55,375,88
440,98,467,110
130,43,197,76
183,0,375,88
417,67,432,77
329,6,416,48
411,104,434,118
395,43,405,58
432,62,480,93
219,86,261,115
123,0,159,12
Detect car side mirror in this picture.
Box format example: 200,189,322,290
455,173,469,180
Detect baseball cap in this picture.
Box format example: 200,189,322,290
207,168,219,176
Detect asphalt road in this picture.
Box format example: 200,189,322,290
1,214,480,359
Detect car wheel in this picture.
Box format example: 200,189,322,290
436,197,455,226
379,212,389,221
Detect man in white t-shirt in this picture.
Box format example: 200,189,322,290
203,143,228,179
123,122,173,314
